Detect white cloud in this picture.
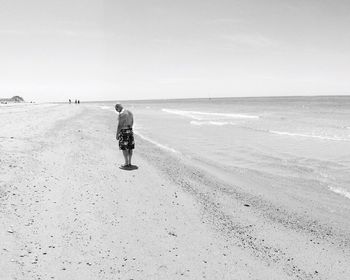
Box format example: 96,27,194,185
207,18,245,25
221,33,278,48
0,29,23,34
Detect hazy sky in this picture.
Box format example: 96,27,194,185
1,0,350,102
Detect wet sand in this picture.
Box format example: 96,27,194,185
1,104,349,279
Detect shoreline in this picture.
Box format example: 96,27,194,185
1,104,349,279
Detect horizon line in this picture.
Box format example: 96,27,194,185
45,93,350,104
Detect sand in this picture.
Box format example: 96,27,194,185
1,103,349,280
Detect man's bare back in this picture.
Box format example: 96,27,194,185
118,110,134,130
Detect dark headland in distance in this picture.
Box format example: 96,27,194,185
0,96,25,104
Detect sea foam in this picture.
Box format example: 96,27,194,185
329,186,350,200
269,130,350,142
134,131,180,154
190,121,236,126
162,109,259,120
99,106,113,111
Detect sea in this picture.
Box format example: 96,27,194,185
99,96,350,204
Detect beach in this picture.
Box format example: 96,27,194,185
1,101,350,280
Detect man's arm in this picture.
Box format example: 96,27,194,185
116,116,122,139
129,112,134,127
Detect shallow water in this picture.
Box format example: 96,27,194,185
99,96,350,203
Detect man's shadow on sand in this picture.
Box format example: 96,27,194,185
119,165,139,171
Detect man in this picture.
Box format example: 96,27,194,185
115,103,135,168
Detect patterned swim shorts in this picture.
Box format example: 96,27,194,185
118,127,135,150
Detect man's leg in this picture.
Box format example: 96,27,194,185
122,150,128,166
128,150,133,165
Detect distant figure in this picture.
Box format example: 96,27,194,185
78,100,80,104
69,99,71,104
75,99,77,104
115,103,135,168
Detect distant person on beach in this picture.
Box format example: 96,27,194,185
75,99,77,104
115,103,135,168
78,100,80,104
69,99,71,104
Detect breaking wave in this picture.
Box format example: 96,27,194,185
189,121,350,142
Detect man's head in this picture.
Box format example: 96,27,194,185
115,103,123,113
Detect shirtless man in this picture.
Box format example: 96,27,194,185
115,103,135,168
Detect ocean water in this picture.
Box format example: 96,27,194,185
100,96,350,203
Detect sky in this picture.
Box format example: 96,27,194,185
0,0,350,102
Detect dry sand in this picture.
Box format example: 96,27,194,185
1,104,349,280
